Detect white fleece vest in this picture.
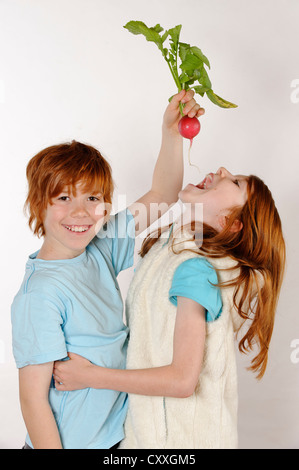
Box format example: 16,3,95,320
120,227,244,449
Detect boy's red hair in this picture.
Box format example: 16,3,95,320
24,141,114,237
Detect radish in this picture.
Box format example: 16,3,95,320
178,115,201,142
178,115,201,173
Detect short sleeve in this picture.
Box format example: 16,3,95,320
11,291,68,368
169,258,223,322
94,208,135,276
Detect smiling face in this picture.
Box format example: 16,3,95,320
37,183,109,260
178,167,248,232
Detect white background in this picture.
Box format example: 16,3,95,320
0,0,298,449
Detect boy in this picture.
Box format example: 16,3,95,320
11,91,204,449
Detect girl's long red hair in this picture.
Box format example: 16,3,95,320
140,175,286,379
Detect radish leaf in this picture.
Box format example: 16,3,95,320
206,90,237,108
124,20,237,109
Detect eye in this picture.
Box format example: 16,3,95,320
88,196,101,202
233,179,240,187
58,195,70,201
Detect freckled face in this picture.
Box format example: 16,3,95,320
178,167,248,231
40,183,109,259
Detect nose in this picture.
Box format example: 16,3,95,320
216,167,232,178
70,201,89,218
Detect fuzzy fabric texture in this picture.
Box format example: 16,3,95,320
119,227,244,449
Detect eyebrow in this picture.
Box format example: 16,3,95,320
59,189,71,195
60,187,103,195
89,191,103,196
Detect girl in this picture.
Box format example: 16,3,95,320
53,166,286,449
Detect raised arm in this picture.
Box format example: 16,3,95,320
19,362,63,449
128,90,204,236
53,297,206,398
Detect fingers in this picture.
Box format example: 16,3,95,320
181,89,195,103
182,91,205,118
53,370,68,390
67,352,79,360
171,89,205,118
53,360,70,390
54,379,66,391
188,103,205,117
53,371,62,385
170,89,186,105
53,363,64,384
184,101,205,118
170,89,194,106
53,369,61,383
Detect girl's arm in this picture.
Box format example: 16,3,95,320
54,297,206,398
128,90,204,236
19,362,63,449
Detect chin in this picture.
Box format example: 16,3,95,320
178,188,185,199
179,184,198,202
178,192,188,204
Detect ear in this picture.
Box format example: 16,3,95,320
219,215,243,233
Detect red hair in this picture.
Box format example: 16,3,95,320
140,175,286,379
24,141,114,237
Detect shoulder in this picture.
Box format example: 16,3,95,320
93,208,135,242
24,268,62,297
173,257,218,281
90,208,135,276
171,257,219,296
12,268,66,316
169,257,222,322
90,208,135,254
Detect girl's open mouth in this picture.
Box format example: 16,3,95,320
196,173,214,190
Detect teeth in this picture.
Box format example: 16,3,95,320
65,225,89,232
197,177,207,189
204,174,213,189
197,174,213,190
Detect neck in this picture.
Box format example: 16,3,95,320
36,241,85,260
171,201,205,244
174,201,203,228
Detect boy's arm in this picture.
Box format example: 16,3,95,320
54,297,206,398
128,90,204,236
19,362,63,449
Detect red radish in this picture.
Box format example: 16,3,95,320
178,115,201,143
178,115,201,174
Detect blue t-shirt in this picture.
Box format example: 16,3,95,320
169,257,223,322
11,208,135,449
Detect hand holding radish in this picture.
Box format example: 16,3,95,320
164,90,203,173
163,89,204,136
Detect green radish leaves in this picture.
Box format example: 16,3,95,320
124,20,237,109
205,90,237,108
124,22,164,49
